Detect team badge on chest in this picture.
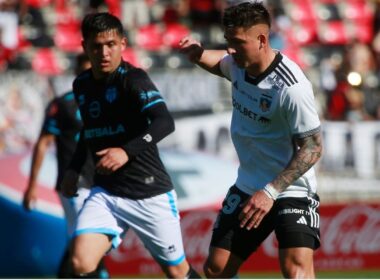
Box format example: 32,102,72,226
259,97,272,112
105,87,118,103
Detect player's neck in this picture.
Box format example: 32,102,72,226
246,48,276,77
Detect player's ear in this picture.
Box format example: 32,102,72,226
258,34,267,49
121,37,127,51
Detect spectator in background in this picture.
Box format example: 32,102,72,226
121,0,150,30
18,0,54,47
22,54,109,278
179,0,222,27
0,0,19,50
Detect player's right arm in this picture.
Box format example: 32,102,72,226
179,36,226,77
23,132,55,211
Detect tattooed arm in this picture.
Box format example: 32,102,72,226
239,131,323,230
272,131,323,192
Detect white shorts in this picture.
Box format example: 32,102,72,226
58,187,91,236
73,186,186,266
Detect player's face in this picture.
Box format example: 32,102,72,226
224,25,263,69
82,29,126,79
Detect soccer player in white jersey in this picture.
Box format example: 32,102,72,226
180,1,323,279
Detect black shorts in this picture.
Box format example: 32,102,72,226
210,185,321,260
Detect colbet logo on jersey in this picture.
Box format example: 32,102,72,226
232,98,272,125
105,87,118,103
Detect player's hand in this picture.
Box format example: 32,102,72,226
238,190,274,230
179,36,204,63
23,187,37,211
96,147,129,175
61,170,79,198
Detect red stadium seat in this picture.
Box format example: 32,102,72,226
25,0,52,8
285,0,316,22
17,27,32,51
54,22,82,52
287,20,318,46
105,0,121,18
317,21,348,45
340,0,372,20
282,44,306,69
163,23,190,49
31,48,63,75
345,19,374,44
135,24,164,52
122,48,140,68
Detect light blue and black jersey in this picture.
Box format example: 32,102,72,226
42,91,94,190
71,61,174,199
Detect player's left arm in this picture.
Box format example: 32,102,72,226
272,132,322,192
272,80,323,193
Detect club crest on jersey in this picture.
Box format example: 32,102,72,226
89,101,101,118
105,87,118,103
259,97,272,112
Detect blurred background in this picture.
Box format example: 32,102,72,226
0,0,380,278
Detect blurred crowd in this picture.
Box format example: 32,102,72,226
1,0,380,155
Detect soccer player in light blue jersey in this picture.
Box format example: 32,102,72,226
61,13,200,279
180,1,322,278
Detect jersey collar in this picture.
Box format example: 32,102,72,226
244,52,283,86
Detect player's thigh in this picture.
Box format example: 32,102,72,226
274,195,320,277
58,188,91,236
119,190,187,267
74,187,126,250
274,195,321,250
204,246,244,278
211,186,276,258
71,233,113,266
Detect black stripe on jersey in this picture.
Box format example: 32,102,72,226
274,69,292,87
279,62,298,84
294,126,321,139
244,52,283,85
262,94,272,99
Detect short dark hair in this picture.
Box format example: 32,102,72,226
223,1,271,29
75,53,90,75
81,12,124,41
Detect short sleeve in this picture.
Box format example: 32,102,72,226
282,81,321,138
42,99,61,135
219,54,233,81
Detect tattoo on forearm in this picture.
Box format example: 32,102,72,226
273,133,322,192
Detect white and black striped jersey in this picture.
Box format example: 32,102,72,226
220,52,321,199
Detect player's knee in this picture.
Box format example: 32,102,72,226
203,260,236,279
162,261,190,279
282,255,313,279
71,254,98,275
